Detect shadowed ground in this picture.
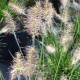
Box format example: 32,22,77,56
0,31,32,62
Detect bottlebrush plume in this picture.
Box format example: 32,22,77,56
60,33,73,52
25,46,39,76
40,0,56,35
25,46,39,63
24,0,58,36
8,2,26,15
60,0,70,23
42,0,55,30
3,10,17,32
60,0,74,52
45,44,56,53
60,22,74,52
24,1,42,37
65,22,74,32
62,7,70,22
60,75,68,80
10,52,26,80
72,47,80,64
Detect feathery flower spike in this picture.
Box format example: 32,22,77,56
60,75,68,80
72,47,80,64
45,44,56,53
25,46,39,77
3,10,17,32
8,2,26,15
10,52,26,80
24,1,42,37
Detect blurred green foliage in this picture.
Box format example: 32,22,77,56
0,0,8,21
0,0,8,9
0,0,37,22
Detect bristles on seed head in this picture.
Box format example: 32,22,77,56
25,46,39,64
24,46,39,76
45,44,56,53
60,75,68,80
60,32,73,52
60,22,74,52
72,47,80,64
24,1,42,37
60,0,70,22
8,2,26,15
10,52,26,80
25,0,56,36
40,0,55,33
3,10,17,32
62,7,70,22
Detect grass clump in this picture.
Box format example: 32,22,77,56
0,0,80,80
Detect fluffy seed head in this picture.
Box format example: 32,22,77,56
61,32,73,52
60,75,68,80
24,1,42,37
43,0,54,27
72,47,80,64
25,46,39,76
62,7,70,22
10,52,26,80
26,46,39,63
45,44,56,53
60,22,74,52
3,10,17,32
8,2,26,15
60,0,70,22
25,0,56,36
40,0,56,35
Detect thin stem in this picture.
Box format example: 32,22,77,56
32,36,35,47
29,77,31,80
18,75,21,80
41,24,45,80
0,71,5,80
8,50,15,59
12,31,23,55
69,63,80,80
35,35,45,80
54,52,63,80
25,77,28,80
